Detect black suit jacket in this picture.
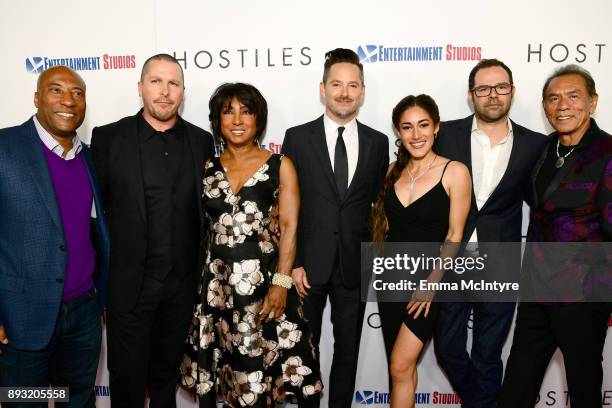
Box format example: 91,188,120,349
91,112,214,312
437,115,547,242
281,115,389,288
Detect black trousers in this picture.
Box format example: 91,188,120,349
498,302,610,408
301,268,365,408
434,301,515,408
107,273,195,408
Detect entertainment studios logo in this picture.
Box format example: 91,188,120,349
357,44,482,63
355,390,457,405
94,385,110,397
355,390,391,405
25,54,137,74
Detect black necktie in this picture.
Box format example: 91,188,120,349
334,126,348,198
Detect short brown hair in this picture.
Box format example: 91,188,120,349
468,58,513,90
322,48,364,84
140,53,184,82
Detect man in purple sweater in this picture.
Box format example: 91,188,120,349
0,66,109,407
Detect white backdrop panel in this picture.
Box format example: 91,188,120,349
0,1,610,406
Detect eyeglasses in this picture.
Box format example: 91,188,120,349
471,83,513,97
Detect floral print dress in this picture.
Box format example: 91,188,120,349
181,154,322,407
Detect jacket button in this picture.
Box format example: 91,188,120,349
56,278,64,283
59,244,66,251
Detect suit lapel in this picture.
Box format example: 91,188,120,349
541,153,576,205
457,117,477,212
308,116,340,199
479,120,520,211
24,118,64,233
344,121,372,202
120,116,146,222
457,116,474,177
531,139,550,209
80,147,99,212
184,123,204,217
540,134,586,205
81,147,105,221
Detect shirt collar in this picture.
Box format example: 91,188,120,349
323,113,358,137
138,109,185,142
471,115,513,145
33,115,82,160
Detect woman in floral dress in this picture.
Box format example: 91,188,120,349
181,83,322,408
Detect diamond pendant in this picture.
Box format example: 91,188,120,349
555,157,565,168
408,180,415,192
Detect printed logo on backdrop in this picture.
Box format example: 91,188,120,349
171,47,312,70
25,57,45,74
95,385,110,397
355,391,461,405
24,54,137,73
355,390,391,405
357,45,378,63
526,43,606,63
214,142,282,157
261,142,282,154
356,44,482,63
535,389,612,406
366,312,474,330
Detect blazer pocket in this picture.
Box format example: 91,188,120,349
0,275,25,293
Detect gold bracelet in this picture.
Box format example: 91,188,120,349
272,273,293,289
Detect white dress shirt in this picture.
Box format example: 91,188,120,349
469,116,513,243
33,115,83,160
323,114,359,186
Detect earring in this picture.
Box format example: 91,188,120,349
395,139,401,147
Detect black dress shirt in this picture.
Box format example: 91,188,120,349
138,114,198,281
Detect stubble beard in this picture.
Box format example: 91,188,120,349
474,102,511,124
149,104,179,123
329,103,358,121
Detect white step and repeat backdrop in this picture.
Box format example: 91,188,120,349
1,1,611,406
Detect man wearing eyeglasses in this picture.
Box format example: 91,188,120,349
433,59,547,408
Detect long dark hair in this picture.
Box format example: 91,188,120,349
370,94,440,242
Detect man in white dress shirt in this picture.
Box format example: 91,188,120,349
433,59,547,408
281,48,389,408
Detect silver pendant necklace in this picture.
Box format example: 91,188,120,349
555,139,575,169
407,154,437,192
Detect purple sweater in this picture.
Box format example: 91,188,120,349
42,144,95,301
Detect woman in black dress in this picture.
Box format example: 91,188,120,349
370,95,471,408
180,83,322,407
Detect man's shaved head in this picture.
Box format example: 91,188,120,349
37,66,85,93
